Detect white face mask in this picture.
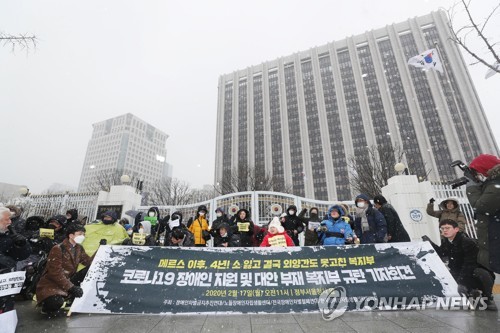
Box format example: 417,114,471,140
138,228,144,234
74,235,85,244
356,202,366,208
169,219,180,229
216,212,222,217
127,230,133,236
148,212,155,217
289,210,295,215
199,212,205,216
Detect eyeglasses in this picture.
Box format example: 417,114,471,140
439,226,454,231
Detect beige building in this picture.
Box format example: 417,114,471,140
214,11,498,201
78,113,170,192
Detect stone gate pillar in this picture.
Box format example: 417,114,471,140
381,175,441,243
95,185,143,221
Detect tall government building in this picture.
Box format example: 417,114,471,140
78,113,171,192
214,11,499,201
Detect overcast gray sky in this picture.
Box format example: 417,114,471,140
1,0,499,193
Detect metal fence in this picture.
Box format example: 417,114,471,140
17,192,99,221
430,183,477,238
137,191,353,226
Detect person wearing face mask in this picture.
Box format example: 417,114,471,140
298,207,322,246
162,211,195,246
123,221,156,246
81,211,128,259
214,223,240,247
318,205,353,246
354,194,387,244
210,208,230,246
44,215,68,245
123,224,133,236
283,205,304,246
36,224,94,317
187,205,210,247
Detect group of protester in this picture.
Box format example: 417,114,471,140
0,154,498,317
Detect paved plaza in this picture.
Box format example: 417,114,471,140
12,294,500,333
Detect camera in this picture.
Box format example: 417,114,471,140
449,160,480,189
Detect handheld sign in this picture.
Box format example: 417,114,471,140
39,228,55,240
237,222,250,232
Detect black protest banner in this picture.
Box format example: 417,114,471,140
71,242,457,314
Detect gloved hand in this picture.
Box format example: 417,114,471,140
99,239,107,245
159,215,171,227
429,198,435,204
457,284,468,296
300,208,307,214
10,233,27,247
68,285,84,298
421,235,431,242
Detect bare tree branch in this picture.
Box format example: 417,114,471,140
0,32,37,53
447,1,500,73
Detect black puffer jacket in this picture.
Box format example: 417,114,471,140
377,203,410,243
283,205,304,246
231,209,254,247
298,207,321,246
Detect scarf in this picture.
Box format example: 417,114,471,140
356,206,369,232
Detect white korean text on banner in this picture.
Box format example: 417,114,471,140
71,242,457,314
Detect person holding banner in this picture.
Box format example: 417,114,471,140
36,224,94,317
298,207,321,246
122,221,156,246
232,209,254,247
354,194,387,244
317,205,354,246
187,205,211,247
373,195,410,243
260,217,294,247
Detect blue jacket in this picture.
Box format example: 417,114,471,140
354,194,387,244
318,205,353,246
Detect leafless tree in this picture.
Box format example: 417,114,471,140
348,144,405,198
1,32,37,52
215,163,293,195
148,178,194,206
84,169,141,193
447,0,500,74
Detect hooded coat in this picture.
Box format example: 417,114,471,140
283,205,304,246
426,197,467,233
81,221,129,258
214,223,240,247
66,209,79,225
210,208,232,246
374,196,410,243
36,238,93,304
299,207,321,246
188,206,210,246
354,194,387,244
467,161,500,273
232,209,254,247
122,221,156,246
318,205,353,246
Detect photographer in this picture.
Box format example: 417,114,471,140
467,154,500,274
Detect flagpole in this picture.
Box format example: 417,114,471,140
433,41,473,161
